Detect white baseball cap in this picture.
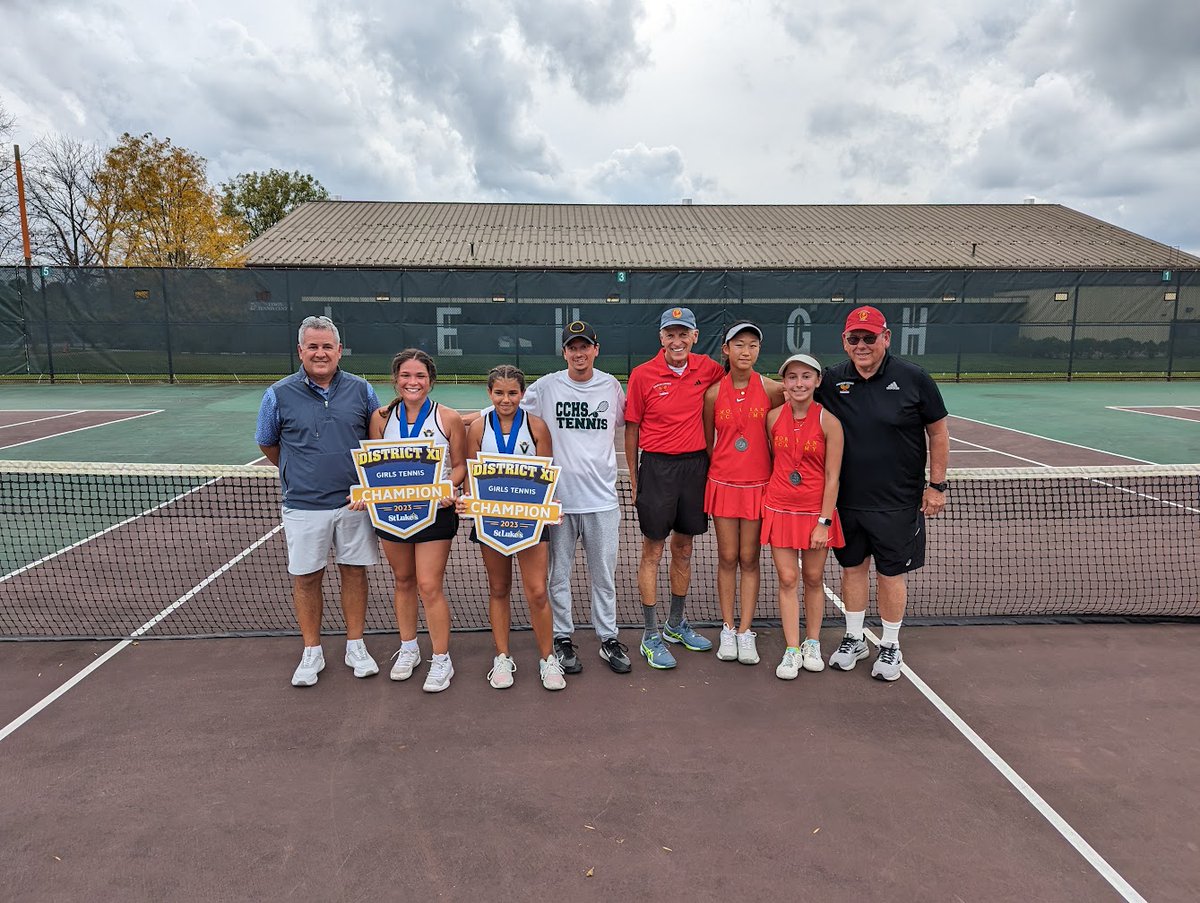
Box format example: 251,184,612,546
777,353,823,377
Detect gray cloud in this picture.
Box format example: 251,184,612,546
1062,0,1200,113
582,143,714,203
511,0,649,103
0,0,1197,253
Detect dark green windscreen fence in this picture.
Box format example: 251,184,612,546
2,266,1196,380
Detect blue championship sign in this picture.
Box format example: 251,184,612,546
463,453,562,555
350,439,454,539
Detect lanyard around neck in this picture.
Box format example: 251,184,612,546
397,399,433,439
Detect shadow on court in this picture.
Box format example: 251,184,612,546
2,624,1195,902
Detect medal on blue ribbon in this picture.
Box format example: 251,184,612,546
396,399,432,439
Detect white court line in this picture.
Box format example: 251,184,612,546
949,436,1055,468
0,411,82,430
948,419,1192,513
0,410,164,451
949,414,1155,464
0,524,283,744
822,586,1147,903
1105,406,1200,424
1,454,281,742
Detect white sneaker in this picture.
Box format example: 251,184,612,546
716,624,738,661
344,640,379,678
539,655,566,691
488,653,516,689
389,646,421,681
423,654,454,692
737,630,759,665
776,647,801,680
291,646,324,687
871,643,904,682
800,638,824,673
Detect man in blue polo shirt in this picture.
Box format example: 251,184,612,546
256,316,382,687
815,306,949,681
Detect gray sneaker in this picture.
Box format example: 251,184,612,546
539,655,567,691
291,646,324,687
775,647,801,680
344,640,379,678
488,653,516,689
736,630,759,665
423,655,454,692
829,634,869,671
390,647,421,681
800,638,824,673
716,625,738,661
871,643,904,682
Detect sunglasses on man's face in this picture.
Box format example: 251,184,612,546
844,333,880,346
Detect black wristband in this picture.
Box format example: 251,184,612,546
927,480,948,492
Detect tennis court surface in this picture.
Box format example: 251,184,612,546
2,381,1198,900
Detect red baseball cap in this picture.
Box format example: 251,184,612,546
843,306,888,335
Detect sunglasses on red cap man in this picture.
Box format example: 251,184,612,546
843,306,889,345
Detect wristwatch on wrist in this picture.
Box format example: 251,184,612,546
816,516,833,527
927,480,949,492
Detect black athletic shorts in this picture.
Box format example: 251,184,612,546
832,507,926,576
469,523,551,545
376,505,459,544
634,450,710,540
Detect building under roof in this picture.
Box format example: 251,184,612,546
243,201,1200,271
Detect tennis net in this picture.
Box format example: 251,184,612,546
2,460,1197,640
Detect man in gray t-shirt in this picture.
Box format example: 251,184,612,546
519,321,630,674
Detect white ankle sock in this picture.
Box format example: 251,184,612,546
881,619,902,647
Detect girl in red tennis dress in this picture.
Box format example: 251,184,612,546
762,353,845,680
702,322,785,666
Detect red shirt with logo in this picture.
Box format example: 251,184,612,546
708,372,772,483
626,351,724,453
763,402,829,511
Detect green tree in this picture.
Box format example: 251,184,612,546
220,168,329,240
90,132,247,266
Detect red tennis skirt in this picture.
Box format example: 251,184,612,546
760,505,845,550
704,479,767,520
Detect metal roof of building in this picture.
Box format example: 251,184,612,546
243,201,1200,270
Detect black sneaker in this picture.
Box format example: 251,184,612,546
554,636,583,674
598,637,632,674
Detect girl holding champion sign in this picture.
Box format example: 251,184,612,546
702,321,784,666
762,353,845,680
367,349,467,693
458,365,565,691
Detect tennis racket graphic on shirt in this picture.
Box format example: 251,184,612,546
595,401,609,413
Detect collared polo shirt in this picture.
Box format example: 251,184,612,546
625,350,724,454
815,353,947,511
256,368,381,510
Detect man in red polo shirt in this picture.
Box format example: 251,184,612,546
624,306,725,669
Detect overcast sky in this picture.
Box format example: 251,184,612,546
3,0,1198,253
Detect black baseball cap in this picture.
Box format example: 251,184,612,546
561,320,599,347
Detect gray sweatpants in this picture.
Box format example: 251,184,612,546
548,507,620,642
